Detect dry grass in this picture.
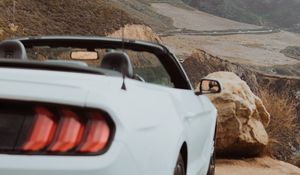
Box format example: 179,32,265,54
0,0,141,39
260,89,299,165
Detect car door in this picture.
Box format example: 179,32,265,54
167,88,216,175
166,54,217,175
130,50,216,174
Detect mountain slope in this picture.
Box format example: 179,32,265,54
183,0,300,31
0,0,184,39
0,0,141,39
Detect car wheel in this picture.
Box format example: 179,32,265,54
174,154,186,175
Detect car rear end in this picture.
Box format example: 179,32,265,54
0,37,188,175
0,68,141,175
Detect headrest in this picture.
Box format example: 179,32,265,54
0,40,27,60
100,52,133,77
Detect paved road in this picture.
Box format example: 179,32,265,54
160,28,280,37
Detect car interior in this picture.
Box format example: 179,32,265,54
99,51,134,78
0,38,192,90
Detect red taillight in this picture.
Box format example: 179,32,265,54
21,106,113,155
49,109,85,152
22,107,57,151
79,111,110,153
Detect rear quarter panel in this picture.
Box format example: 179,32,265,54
85,79,186,175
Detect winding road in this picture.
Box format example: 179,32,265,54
161,28,280,37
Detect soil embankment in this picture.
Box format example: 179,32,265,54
216,157,300,175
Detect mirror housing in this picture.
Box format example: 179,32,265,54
195,79,222,96
70,51,99,60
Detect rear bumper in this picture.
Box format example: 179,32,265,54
0,141,141,175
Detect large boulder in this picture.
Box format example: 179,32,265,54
200,72,271,156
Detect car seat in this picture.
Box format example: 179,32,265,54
0,40,27,60
100,51,133,78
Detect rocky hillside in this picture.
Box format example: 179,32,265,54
0,0,141,39
0,0,186,39
182,49,300,121
108,24,161,43
183,0,300,32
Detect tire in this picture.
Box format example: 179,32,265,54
174,154,186,175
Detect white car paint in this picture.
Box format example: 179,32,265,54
0,67,217,175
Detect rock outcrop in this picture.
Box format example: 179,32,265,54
182,49,260,94
200,72,271,156
108,24,162,43
182,49,300,120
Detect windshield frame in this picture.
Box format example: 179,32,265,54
13,36,193,90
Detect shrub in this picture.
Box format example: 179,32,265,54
260,89,299,165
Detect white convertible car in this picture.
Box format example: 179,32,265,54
0,36,221,175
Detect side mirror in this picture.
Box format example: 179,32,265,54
195,79,222,96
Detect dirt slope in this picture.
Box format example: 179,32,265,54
216,157,300,175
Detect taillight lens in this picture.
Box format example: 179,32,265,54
22,107,57,151
79,111,110,153
20,106,113,155
49,109,85,152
